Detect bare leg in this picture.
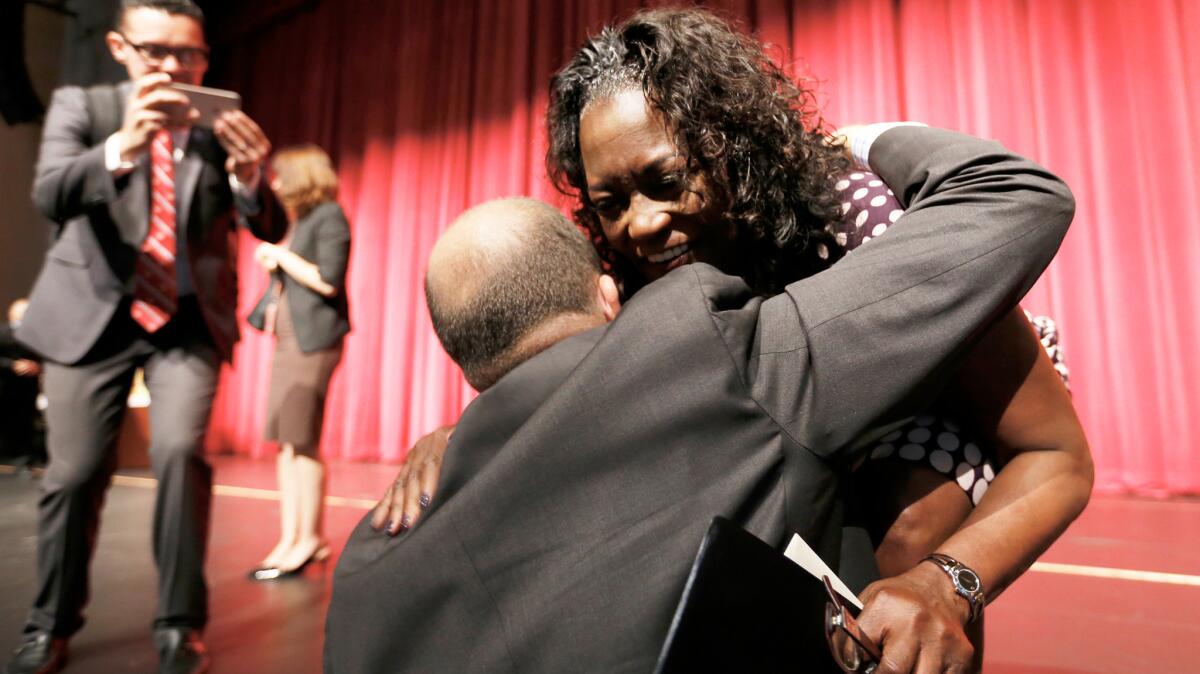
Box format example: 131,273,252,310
275,446,328,572
261,444,298,568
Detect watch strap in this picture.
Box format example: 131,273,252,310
921,553,985,624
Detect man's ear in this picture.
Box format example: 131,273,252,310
106,31,128,65
597,274,621,321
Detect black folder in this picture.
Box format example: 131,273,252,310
654,517,844,673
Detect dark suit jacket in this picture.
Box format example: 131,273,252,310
17,82,281,364
247,200,351,352
325,127,1074,673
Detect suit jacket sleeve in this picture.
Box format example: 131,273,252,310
232,175,288,243
744,126,1074,459
314,204,351,291
31,86,120,225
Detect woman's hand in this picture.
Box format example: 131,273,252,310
254,242,280,271
370,425,454,535
855,563,976,674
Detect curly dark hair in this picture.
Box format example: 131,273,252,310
547,7,851,297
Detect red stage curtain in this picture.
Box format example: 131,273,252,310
205,0,1200,497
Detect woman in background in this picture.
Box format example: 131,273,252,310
247,144,351,580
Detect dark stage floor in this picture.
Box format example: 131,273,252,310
0,458,388,674
1,457,1197,673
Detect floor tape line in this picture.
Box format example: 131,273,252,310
9,466,1200,586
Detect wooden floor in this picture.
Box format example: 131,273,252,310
0,456,1196,673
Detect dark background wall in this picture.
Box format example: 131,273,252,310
0,4,66,313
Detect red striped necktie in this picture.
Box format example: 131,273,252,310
130,129,178,333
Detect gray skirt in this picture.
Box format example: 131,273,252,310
262,295,342,450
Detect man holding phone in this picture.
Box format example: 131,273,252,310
7,2,279,673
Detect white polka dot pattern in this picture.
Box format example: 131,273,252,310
834,170,900,251
867,412,996,506
937,432,959,451
907,427,931,443
955,462,976,490
1025,310,1071,390
972,480,989,503
930,449,953,473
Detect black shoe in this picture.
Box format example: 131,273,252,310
3,632,67,674
154,628,209,674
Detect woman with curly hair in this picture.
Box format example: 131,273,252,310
379,7,1091,669
547,9,849,299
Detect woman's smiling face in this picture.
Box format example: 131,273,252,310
579,88,737,283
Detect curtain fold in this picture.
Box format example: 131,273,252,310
206,0,1200,496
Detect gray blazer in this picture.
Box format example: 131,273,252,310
247,201,351,352
325,127,1074,673
17,82,280,364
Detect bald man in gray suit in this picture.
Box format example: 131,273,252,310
325,126,1073,673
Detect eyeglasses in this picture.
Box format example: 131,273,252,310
823,576,883,673
119,32,209,67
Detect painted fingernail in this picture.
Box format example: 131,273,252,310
399,514,412,533
419,493,431,510
387,520,400,536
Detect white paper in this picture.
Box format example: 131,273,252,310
783,534,863,610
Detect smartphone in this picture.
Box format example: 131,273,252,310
167,83,242,128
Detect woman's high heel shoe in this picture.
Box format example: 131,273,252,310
248,544,331,581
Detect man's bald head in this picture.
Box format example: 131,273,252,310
426,197,616,390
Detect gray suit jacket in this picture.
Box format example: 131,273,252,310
325,127,1074,673
247,201,352,352
17,82,281,364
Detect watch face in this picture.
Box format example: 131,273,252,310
956,569,981,593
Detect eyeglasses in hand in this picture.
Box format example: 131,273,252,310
823,576,883,673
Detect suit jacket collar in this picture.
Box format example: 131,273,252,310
435,325,607,504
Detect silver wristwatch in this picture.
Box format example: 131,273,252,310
921,553,985,624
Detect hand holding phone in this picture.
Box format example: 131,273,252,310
213,108,272,183
114,73,192,162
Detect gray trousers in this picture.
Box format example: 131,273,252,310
25,299,218,637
